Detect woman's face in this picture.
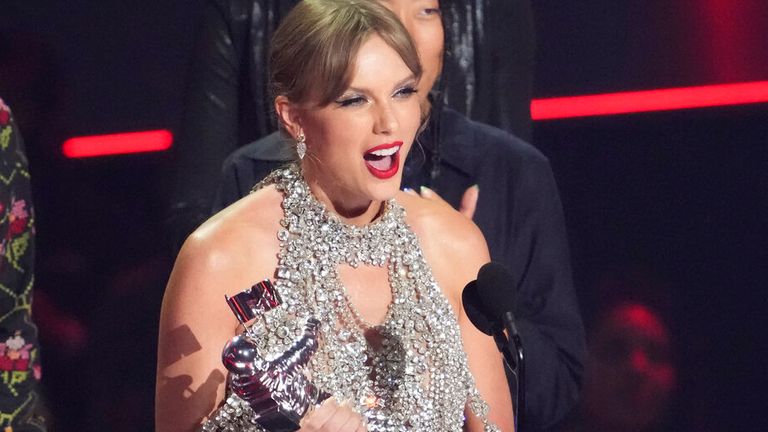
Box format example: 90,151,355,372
296,35,422,210
379,0,444,98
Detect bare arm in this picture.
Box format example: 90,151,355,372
156,192,284,431
156,235,241,432
450,225,515,432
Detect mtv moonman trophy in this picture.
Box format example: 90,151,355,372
222,279,329,432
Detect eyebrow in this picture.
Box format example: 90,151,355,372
343,74,418,96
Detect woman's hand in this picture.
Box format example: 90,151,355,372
299,398,368,432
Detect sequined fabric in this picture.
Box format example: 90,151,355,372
202,164,499,431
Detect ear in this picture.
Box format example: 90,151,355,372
274,95,304,139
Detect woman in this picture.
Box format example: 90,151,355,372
210,2,584,429
169,0,534,232
156,1,513,431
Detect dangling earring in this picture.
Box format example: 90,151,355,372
296,131,306,160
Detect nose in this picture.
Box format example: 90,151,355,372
373,104,399,135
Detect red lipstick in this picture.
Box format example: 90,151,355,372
364,141,402,179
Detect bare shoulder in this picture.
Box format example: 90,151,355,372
395,191,490,303
171,185,284,301
188,185,282,252
397,191,487,260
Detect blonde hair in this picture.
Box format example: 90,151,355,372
270,0,422,106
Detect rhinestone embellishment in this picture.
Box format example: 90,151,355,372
201,164,499,431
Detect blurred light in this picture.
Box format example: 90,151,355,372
531,80,768,120
59,81,768,158
62,130,173,158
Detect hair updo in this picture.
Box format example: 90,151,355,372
270,0,422,107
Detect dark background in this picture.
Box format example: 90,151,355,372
1,0,766,430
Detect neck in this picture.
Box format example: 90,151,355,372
303,166,384,227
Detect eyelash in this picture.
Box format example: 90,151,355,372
336,96,366,108
335,86,418,107
395,86,418,98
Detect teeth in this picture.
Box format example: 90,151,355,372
369,146,400,157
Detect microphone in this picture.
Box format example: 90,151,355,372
462,262,525,430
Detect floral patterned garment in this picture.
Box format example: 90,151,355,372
0,98,45,431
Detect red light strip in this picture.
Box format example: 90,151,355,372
62,130,173,158
59,81,768,157
531,80,768,120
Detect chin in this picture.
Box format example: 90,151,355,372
366,180,402,202
362,169,403,199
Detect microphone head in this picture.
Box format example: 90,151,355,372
461,280,495,335
476,262,517,320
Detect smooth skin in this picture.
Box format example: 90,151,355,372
156,20,508,432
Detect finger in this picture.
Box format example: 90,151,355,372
319,400,356,431
403,187,418,196
459,184,479,220
338,411,365,432
419,185,437,199
419,186,451,208
300,398,337,430
354,419,369,432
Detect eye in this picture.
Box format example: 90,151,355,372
394,85,418,98
417,2,441,17
335,95,367,108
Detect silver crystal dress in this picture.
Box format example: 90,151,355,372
202,164,500,432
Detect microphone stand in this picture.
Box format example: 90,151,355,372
491,312,525,431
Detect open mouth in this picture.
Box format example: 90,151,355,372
364,141,402,179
